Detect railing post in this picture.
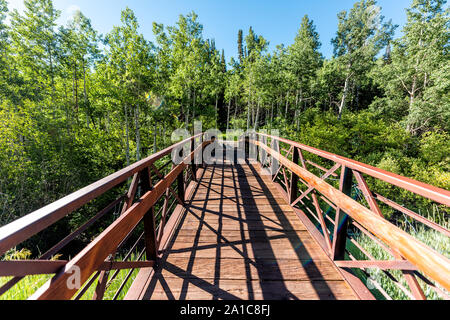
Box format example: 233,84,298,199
290,147,300,204
191,137,197,181
141,167,158,265
332,165,353,260
271,137,279,179
245,136,249,160
177,169,185,204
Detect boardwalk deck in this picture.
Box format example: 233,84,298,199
125,159,358,300
2,136,448,300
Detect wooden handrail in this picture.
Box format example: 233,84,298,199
29,141,207,300
254,139,450,291
0,133,203,257
256,132,450,206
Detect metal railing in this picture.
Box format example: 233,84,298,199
247,132,450,300
0,133,207,300
1,130,449,300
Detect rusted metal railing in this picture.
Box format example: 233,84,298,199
248,132,450,300
0,133,207,300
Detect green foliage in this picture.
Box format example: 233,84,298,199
353,225,449,300
370,0,449,134
330,0,396,118
419,131,450,165
0,249,140,300
0,0,448,301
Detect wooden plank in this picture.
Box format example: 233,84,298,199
188,198,289,206
201,176,274,182
193,190,285,198
194,183,267,191
334,260,417,271
172,229,310,243
184,208,299,220
123,267,155,300
179,216,306,231
141,278,356,300
272,178,374,300
0,260,67,277
191,204,295,212
160,257,344,281
167,239,329,261
127,161,359,301
124,176,204,300
183,211,304,227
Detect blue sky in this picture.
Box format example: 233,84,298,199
7,0,414,60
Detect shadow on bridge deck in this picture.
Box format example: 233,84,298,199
125,146,358,300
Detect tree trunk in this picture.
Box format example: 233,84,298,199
251,101,255,127
135,104,141,161
226,99,231,131
406,74,417,134
83,59,90,128
63,83,70,135
192,89,196,129
48,45,56,120
285,91,289,118
163,126,166,146
253,100,260,131
73,62,78,121
295,90,300,125
106,111,110,133
265,108,268,127
4,49,11,82
338,75,350,120
214,93,218,128
247,93,251,131
153,122,157,154
270,101,274,128
124,105,130,166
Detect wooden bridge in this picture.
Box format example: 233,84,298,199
0,133,449,300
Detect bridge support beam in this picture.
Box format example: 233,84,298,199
290,147,300,204
141,167,158,265
177,169,185,204
332,165,352,260
244,136,249,161
191,138,197,181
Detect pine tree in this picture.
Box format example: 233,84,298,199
221,49,226,72
237,29,244,64
287,15,323,116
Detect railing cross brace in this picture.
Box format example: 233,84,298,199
291,163,341,207
150,163,184,205
353,170,426,300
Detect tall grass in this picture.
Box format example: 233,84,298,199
353,224,449,300
0,250,141,300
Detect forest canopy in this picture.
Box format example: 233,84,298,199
0,0,449,229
